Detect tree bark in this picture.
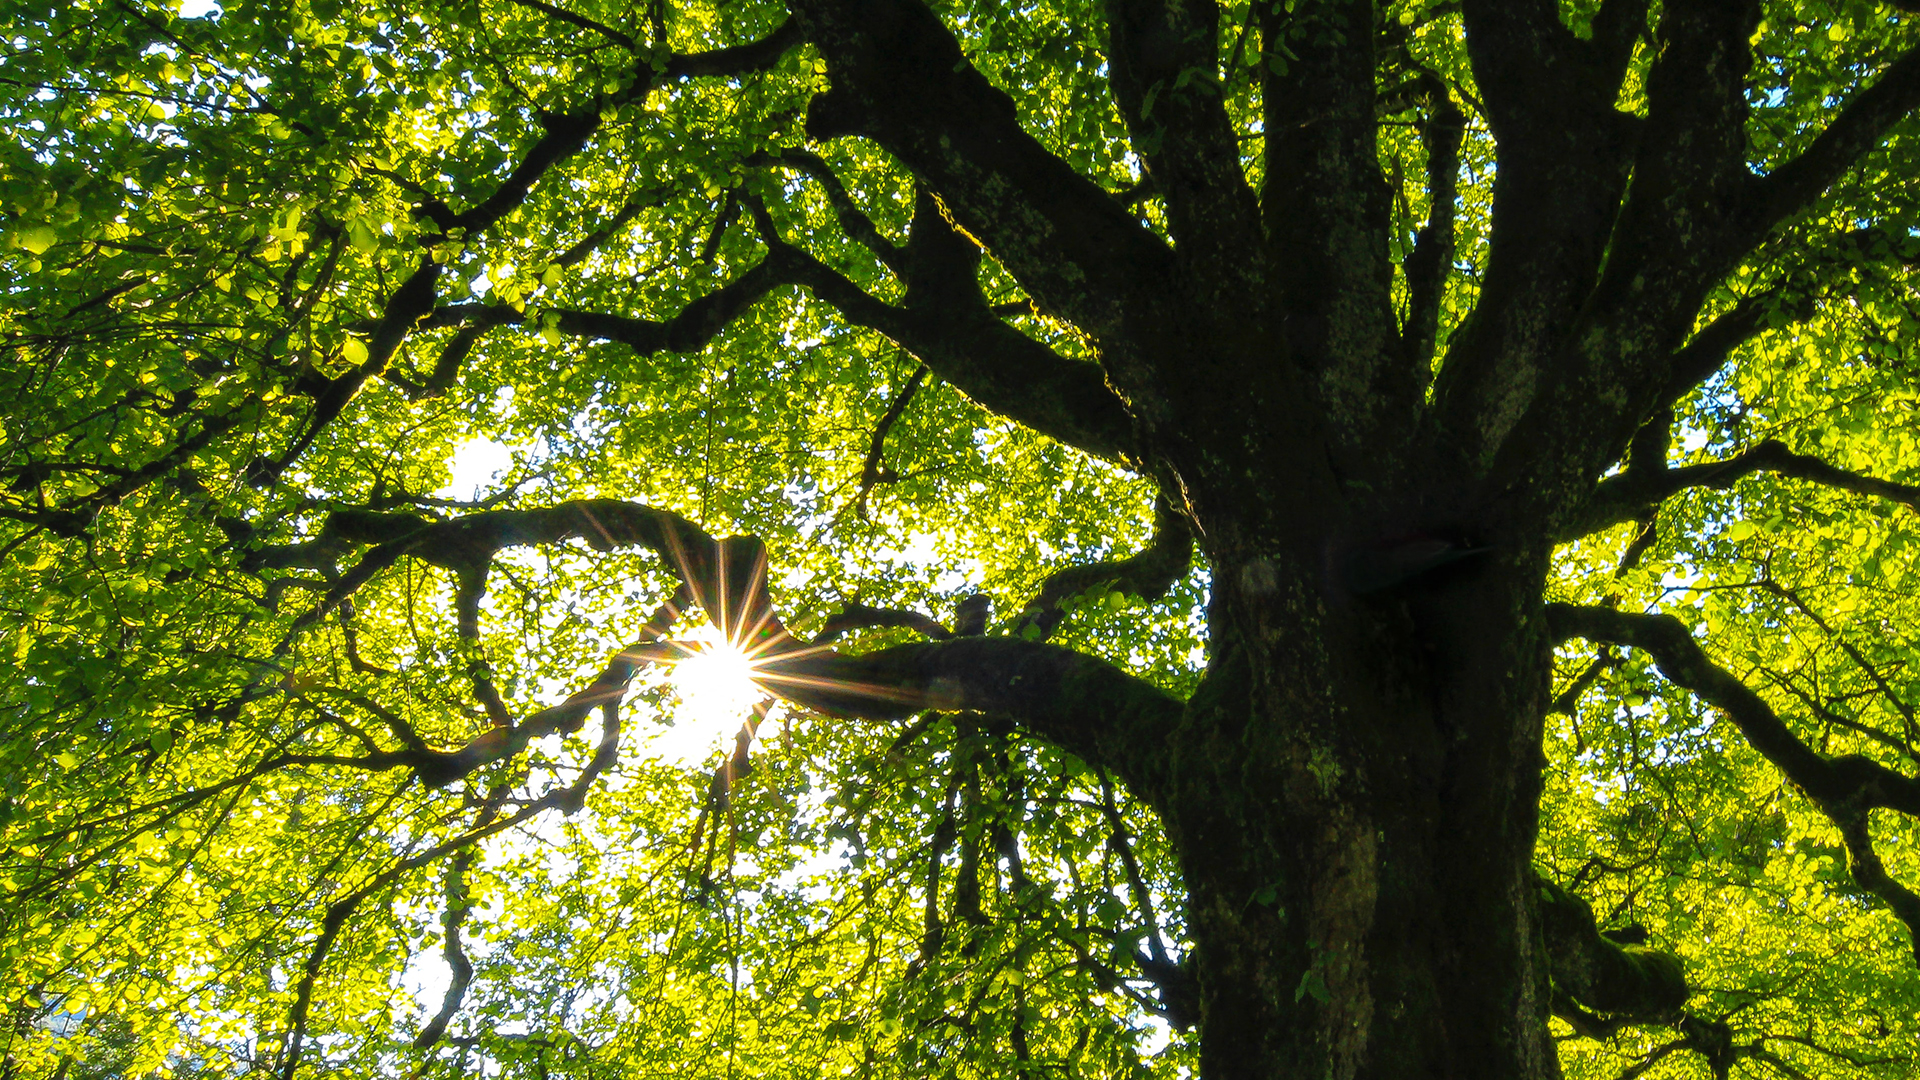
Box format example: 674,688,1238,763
1158,533,1564,1079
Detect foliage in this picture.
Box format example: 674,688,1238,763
1,0,1918,1077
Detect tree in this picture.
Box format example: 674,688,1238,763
4,0,1920,1075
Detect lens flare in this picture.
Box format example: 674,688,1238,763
640,624,769,767
670,632,762,719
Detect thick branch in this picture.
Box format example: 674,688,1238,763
759,637,1184,797
752,149,906,274
1659,293,1772,408
1103,0,1262,302
1537,875,1688,1023
1658,225,1918,413
1398,72,1465,375
295,500,774,638
813,602,952,644
275,504,778,791
793,0,1168,333
1456,0,1587,139
767,242,1137,463
661,17,804,79
256,259,440,483
274,494,1182,807
1749,42,1920,240
1260,0,1407,450
457,255,788,356
1834,810,1920,963
377,255,791,409
440,17,803,237
1432,1,1640,469
1481,6,1903,518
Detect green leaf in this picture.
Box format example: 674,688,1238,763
15,227,58,255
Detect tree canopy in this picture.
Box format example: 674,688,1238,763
4,0,1920,1077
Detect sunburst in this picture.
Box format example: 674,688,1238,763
643,622,781,767
668,624,765,723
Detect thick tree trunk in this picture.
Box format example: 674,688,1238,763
1164,542,1560,1079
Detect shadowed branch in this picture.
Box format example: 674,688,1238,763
1567,439,1920,540
1009,498,1192,642
1549,603,1920,961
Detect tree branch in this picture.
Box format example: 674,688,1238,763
383,253,791,405
661,17,804,79
438,17,803,237
764,238,1138,463
751,149,906,275
1748,42,1920,240
1659,293,1773,407
1548,603,1920,960
1567,439,1920,539
412,783,508,1053
1456,0,1586,139
812,601,952,644
259,19,812,474
1759,578,1920,756
252,258,440,484
277,740,621,1079
269,501,778,789
852,361,927,518
268,492,1183,809
1656,224,1916,413
760,636,1184,796
1098,773,1195,1029
1536,874,1688,1025
1832,809,1920,967
1103,0,1262,302
1432,0,1640,469
1008,498,1192,642
1260,0,1408,450
503,0,637,51
791,0,1172,344
1398,71,1465,375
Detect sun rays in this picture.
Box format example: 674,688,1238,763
666,625,766,724
617,531,931,766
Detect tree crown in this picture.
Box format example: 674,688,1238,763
3,0,1920,1076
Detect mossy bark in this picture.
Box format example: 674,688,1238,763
1159,538,1562,1080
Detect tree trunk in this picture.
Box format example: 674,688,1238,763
1164,538,1560,1080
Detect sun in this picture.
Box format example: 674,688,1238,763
641,623,771,767
669,626,765,720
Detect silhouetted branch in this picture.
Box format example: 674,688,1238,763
1569,439,1920,539
1549,603,1920,961
1009,499,1191,641
1750,43,1920,240
504,0,637,50
853,362,928,518
813,602,952,644
752,149,906,273
751,202,1138,464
